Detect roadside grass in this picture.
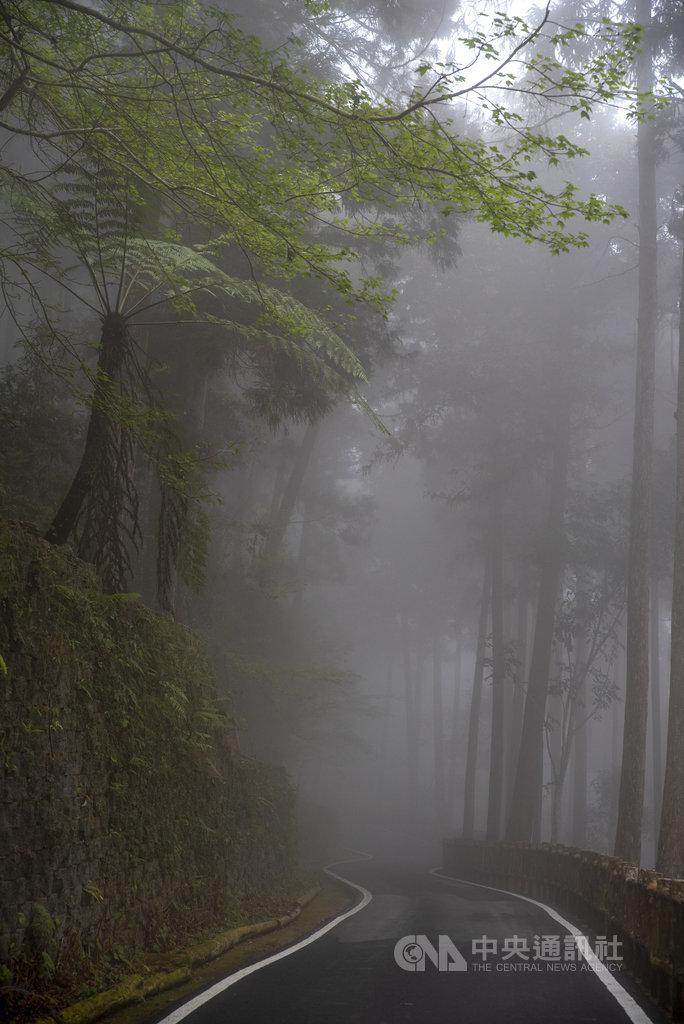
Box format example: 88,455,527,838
89,875,353,1024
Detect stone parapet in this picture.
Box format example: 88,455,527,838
443,837,684,1021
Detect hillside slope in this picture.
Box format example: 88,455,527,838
0,520,300,1016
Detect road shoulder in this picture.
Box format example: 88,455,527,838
33,876,353,1024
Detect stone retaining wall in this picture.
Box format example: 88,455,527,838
0,520,297,1003
443,838,684,1021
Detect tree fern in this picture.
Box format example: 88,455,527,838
6,175,373,403
7,166,384,602
121,237,370,394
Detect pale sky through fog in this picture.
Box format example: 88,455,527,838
443,1,553,95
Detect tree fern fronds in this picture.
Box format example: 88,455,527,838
119,237,370,390
3,165,146,312
3,174,370,399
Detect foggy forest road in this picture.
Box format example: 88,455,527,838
153,857,666,1024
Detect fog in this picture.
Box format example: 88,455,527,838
211,210,678,868
2,0,683,876
226,247,670,867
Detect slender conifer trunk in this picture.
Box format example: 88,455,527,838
486,481,505,839
505,416,569,843
657,207,684,877
614,0,657,864
462,562,490,838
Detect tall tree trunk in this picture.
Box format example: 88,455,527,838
571,584,589,848
447,633,463,826
614,0,657,865
505,562,529,825
656,219,684,877
374,661,394,812
432,625,446,829
505,417,569,843
290,500,313,614
486,484,505,840
547,659,564,844
263,424,319,562
612,641,625,774
649,578,663,846
571,695,588,847
46,311,139,593
266,445,288,546
462,561,491,838
401,609,420,820
156,343,211,617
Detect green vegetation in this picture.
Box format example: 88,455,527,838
0,0,649,603
0,519,302,1018
2,0,682,1016
0,355,84,531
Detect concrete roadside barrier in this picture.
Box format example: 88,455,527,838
443,838,683,1021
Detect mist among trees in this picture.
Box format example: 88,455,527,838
2,0,684,876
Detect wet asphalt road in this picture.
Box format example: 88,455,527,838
154,857,666,1024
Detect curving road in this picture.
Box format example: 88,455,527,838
152,857,667,1024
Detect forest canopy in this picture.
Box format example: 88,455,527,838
3,0,684,884
0,0,651,601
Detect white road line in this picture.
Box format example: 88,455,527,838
431,867,656,1024
155,855,373,1024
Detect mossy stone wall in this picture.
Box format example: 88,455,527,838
0,520,296,993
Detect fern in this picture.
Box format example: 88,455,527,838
8,167,386,604
119,237,386,428
6,174,377,416
122,238,370,389
6,166,144,313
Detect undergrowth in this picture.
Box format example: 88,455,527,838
0,519,299,1022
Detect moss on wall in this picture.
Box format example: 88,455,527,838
0,520,298,1011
